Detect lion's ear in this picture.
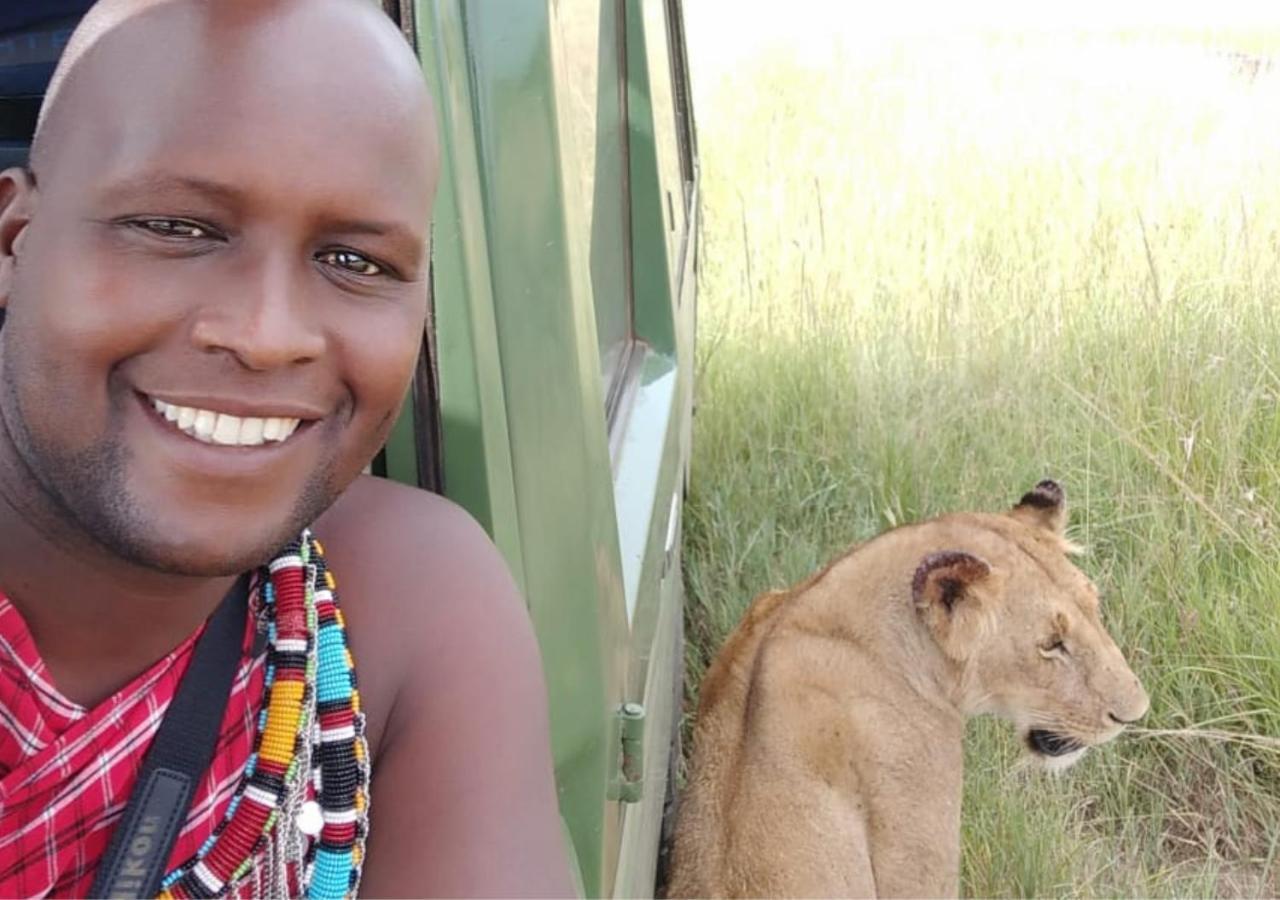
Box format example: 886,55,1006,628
1009,478,1067,535
912,551,1002,661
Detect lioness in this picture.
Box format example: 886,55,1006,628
667,481,1148,898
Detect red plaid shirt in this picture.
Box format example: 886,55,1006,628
0,591,267,898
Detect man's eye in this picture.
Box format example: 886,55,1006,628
131,218,211,239
317,249,384,277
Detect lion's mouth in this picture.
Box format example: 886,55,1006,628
1026,729,1085,757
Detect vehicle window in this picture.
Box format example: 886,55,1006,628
550,0,636,419
665,0,696,204
640,0,690,268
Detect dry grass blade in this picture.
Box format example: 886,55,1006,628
1052,375,1253,553
1125,728,1280,755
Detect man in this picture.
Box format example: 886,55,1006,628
0,0,573,896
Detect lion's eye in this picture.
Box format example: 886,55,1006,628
1040,638,1068,657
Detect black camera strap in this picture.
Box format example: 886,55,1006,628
89,575,250,899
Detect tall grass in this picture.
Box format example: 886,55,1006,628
683,28,1280,897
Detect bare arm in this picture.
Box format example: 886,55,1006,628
318,478,575,898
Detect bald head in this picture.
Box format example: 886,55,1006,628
31,0,434,178
0,0,441,573
37,0,176,140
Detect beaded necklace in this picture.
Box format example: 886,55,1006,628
157,531,371,900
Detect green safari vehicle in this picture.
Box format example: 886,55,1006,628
0,1,697,895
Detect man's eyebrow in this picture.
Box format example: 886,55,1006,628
96,173,247,207
318,216,423,245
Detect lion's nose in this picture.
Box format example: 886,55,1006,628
1109,678,1150,724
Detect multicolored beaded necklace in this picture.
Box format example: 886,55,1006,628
158,531,371,899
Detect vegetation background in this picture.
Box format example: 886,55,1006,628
679,2,1280,894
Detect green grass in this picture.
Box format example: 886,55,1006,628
682,27,1280,898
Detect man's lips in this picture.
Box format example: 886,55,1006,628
138,392,319,449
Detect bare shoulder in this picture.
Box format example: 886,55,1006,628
316,472,491,573
312,476,571,896
310,475,530,758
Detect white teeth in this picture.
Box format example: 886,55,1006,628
238,417,265,445
148,397,302,447
193,410,217,440
264,418,300,443
263,418,300,442
211,414,242,445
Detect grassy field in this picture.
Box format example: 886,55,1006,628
680,22,1280,898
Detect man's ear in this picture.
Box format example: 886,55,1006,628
912,550,1002,661
0,167,37,312
1009,478,1068,535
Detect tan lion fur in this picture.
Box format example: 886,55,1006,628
667,482,1148,898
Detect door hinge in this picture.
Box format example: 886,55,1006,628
609,702,646,804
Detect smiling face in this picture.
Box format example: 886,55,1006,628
0,0,438,575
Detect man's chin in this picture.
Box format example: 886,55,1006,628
107,466,340,576
80,500,320,577
103,528,296,578
33,435,343,576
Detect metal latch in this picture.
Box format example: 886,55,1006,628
609,702,646,804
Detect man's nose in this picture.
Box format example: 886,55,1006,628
189,253,326,370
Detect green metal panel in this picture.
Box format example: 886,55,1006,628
624,0,684,357
409,1,697,894
413,0,526,581
608,1,699,894
616,0,692,694
548,0,635,397
417,2,634,894
614,552,684,897
465,3,633,892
